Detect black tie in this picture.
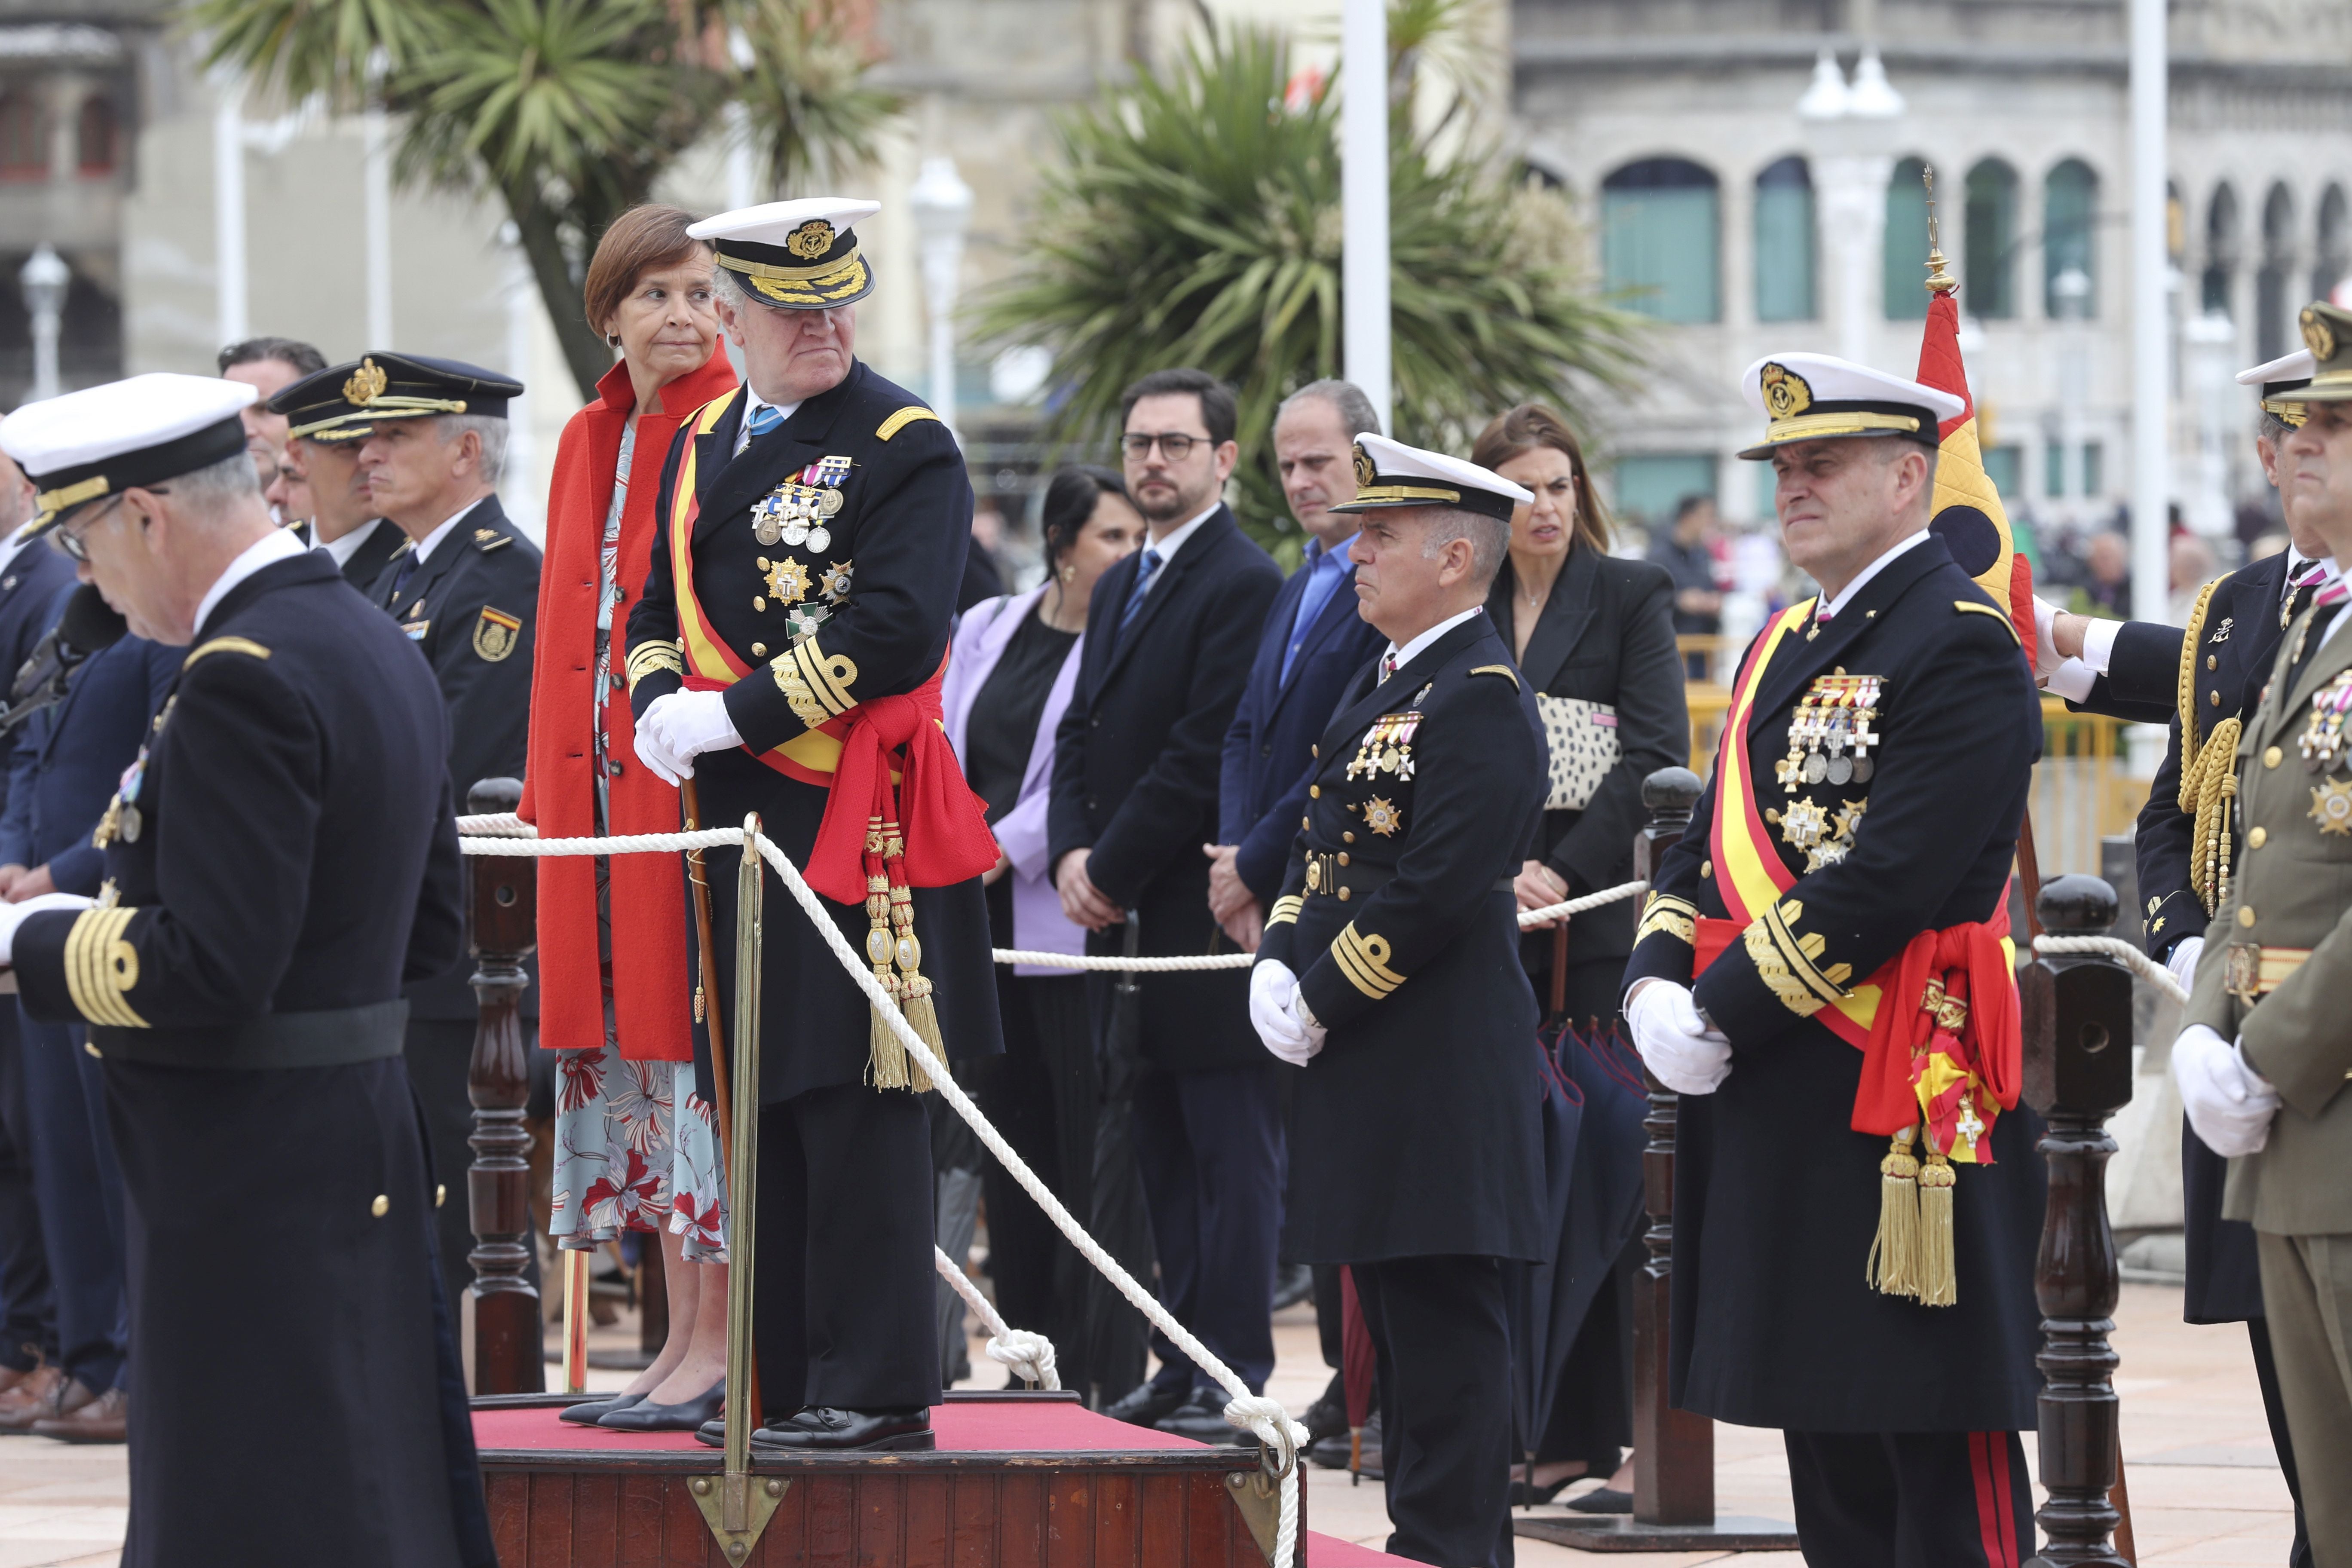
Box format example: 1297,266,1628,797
385,548,420,609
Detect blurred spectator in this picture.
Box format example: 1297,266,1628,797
2169,531,2221,625
1648,495,1724,680
2078,530,2132,618
217,337,325,494
944,466,1141,1400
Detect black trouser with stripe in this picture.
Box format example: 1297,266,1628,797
1782,1429,2033,1568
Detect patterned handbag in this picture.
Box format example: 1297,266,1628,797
1535,694,1621,812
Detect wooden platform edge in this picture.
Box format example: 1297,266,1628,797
1513,1514,1801,1551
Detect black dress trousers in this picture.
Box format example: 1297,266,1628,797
1351,1255,1516,1568
1782,1429,2032,1568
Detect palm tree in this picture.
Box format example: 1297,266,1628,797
974,5,1640,556
186,0,898,399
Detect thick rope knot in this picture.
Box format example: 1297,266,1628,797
982,1330,1059,1390
1221,1393,1308,1473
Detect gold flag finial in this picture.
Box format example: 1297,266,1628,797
1923,165,1956,295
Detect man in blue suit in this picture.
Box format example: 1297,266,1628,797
0,453,77,1419
1209,379,1387,1450
0,585,177,1441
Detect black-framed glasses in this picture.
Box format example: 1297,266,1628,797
55,489,152,562
1121,431,1205,462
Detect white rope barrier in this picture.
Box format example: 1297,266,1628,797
933,1246,1059,1391
2033,933,2190,1004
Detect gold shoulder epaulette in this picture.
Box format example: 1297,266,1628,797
1468,663,1520,687
1953,600,2020,646
877,406,942,441
473,527,511,553
183,636,270,670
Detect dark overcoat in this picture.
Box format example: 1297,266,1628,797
1622,536,2048,1433
13,549,484,1568
1049,505,1283,1071
1258,611,1549,1265
625,362,1001,1102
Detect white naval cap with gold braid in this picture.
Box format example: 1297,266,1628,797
1736,352,1966,460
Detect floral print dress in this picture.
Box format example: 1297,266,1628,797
548,423,729,1260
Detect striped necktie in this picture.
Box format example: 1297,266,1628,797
1378,651,1398,685
744,403,784,442
2285,559,2330,628
1115,548,1164,644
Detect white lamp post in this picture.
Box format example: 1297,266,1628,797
1341,0,1390,429
908,156,973,437
1801,47,1904,365
20,245,68,403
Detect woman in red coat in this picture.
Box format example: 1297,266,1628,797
518,205,741,1429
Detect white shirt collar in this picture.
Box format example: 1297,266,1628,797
1143,503,1219,568
0,532,27,579
1816,529,1931,622
1382,605,1487,677
319,517,384,571
411,498,488,569
195,527,309,638
733,386,805,456
2286,546,2333,601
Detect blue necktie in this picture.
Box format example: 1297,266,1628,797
386,546,420,608
744,403,784,443
1282,548,1345,684
1116,548,1164,643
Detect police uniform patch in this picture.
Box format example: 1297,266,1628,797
472,606,521,662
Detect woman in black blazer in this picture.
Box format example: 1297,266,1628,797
1476,405,1688,1028
1473,404,1688,1510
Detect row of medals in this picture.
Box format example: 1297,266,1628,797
2301,671,2352,833
752,483,843,551
1778,674,1882,791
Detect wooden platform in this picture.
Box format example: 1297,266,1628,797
473,1390,1396,1568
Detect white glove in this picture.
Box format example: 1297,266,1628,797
634,690,742,785
1627,980,1732,1095
2174,1023,2282,1158
0,891,98,964
2165,936,2204,995
1250,960,1317,1066
2031,595,2064,680
1284,984,1327,1063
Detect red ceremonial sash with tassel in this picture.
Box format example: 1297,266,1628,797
1694,600,2021,1305
665,393,999,1088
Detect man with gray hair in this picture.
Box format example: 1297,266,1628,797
1252,432,1546,1566
350,351,542,1308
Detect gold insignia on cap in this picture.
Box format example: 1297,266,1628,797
786,219,836,260
1353,444,1376,490
1760,361,1813,418
343,358,388,406
2304,306,2339,364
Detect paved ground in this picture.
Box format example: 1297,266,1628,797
0,1281,2294,1565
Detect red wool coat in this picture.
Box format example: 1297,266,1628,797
519,349,741,1060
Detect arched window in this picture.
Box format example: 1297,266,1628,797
2259,183,2297,361
1602,158,1720,323
0,94,43,181
75,96,113,176
2203,183,2240,318
2043,159,2100,318
1963,159,2019,319
2317,185,2350,307
1884,157,1930,321
1753,156,1815,323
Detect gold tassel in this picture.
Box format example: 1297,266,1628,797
1867,1130,1921,1300
1917,1152,1957,1307
864,864,909,1089
887,885,940,1092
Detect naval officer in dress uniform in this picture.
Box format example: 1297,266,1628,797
625,198,1002,1452
260,359,407,588
0,373,487,1567
1251,435,1547,1568
1622,354,2046,1565
2176,299,2352,1568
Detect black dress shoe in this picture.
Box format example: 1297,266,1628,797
560,1391,646,1426
1302,1372,1347,1443
1155,1391,1245,1445
1307,1415,1382,1476
694,1416,726,1449
1101,1379,1188,1428
750,1406,934,1451
1566,1485,1632,1515
1507,1473,1575,1507
1271,1263,1315,1312
599,1380,725,1431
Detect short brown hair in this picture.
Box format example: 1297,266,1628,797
582,205,709,340
1470,403,1613,555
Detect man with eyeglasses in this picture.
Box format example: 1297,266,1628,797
1049,367,1283,1438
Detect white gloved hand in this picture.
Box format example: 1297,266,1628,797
1627,980,1733,1095
2031,595,2065,680
0,891,98,965
2174,1023,2282,1158
634,690,742,785
2165,936,2204,995
1283,984,1327,1064
1250,959,1314,1065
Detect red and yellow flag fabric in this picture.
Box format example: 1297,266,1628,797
1915,288,2036,669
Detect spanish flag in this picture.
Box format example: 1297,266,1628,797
1915,287,2036,668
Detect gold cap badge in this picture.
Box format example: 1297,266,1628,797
786,220,836,260
2303,306,2339,365
343,358,388,406
1760,361,1813,419
1353,443,1376,490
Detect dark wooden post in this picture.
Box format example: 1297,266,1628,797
465,777,544,1394
2019,874,2134,1568
1629,767,1711,1526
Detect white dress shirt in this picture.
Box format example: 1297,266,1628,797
1381,605,1487,678
733,388,804,456
408,497,488,571
1815,530,1931,622
1131,503,1219,603
319,518,386,573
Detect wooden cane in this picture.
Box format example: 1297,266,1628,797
681,778,756,1431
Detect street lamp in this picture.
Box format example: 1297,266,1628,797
1800,47,1905,364
20,245,68,403
908,156,973,437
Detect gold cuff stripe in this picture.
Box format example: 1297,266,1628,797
1953,600,2021,645
626,640,683,693
1331,922,1406,1000
1764,412,1922,442
1761,899,1850,1007
793,641,858,717
1266,895,1304,928
1742,919,1826,1019
772,653,829,728
718,246,864,286
183,637,271,670
878,407,943,441
1635,894,1699,946
63,907,146,1029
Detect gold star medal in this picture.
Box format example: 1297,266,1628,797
1359,797,1402,837
758,555,809,606
2311,777,2352,836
